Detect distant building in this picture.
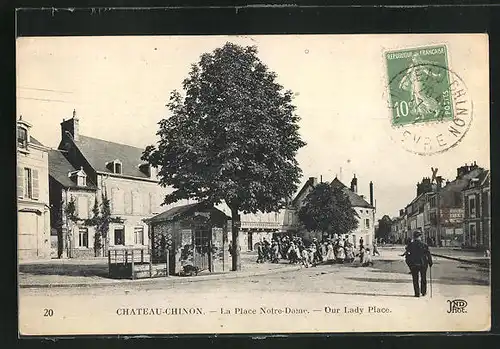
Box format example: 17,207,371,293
462,169,490,249
397,162,487,248
427,163,483,247
331,175,376,247
17,116,51,260
290,175,376,246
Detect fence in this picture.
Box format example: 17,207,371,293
108,246,168,279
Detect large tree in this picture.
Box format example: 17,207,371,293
298,183,359,237
142,42,305,271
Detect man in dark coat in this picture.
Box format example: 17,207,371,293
405,230,433,297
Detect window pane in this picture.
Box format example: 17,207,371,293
24,168,32,198
18,127,27,147
134,227,144,245
79,228,88,247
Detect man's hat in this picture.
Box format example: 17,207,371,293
413,230,423,238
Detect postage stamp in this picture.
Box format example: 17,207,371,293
385,44,473,155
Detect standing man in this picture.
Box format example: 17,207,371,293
405,230,433,297
359,237,364,251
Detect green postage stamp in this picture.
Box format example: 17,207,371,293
385,44,473,155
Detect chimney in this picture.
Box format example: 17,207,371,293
350,174,358,193
61,109,79,142
399,209,404,217
369,181,374,206
309,177,318,186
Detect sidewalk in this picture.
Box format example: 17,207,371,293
379,245,490,266
19,252,301,289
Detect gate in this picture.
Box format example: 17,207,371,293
193,224,210,272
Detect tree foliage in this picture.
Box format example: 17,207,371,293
142,42,305,213
84,191,122,256
298,182,359,235
376,215,392,241
142,43,306,270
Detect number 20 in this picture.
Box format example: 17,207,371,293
44,309,54,317
394,101,409,118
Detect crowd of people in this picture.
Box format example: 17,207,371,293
255,234,380,268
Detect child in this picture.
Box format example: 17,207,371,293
362,248,374,267
358,246,365,264
345,243,355,263
301,247,310,268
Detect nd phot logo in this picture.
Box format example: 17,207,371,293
447,299,468,314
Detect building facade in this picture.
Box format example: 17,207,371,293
395,163,488,248
50,111,189,258
49,149,98,258
289,175,376,247
17,116,51,260
462,169,490,249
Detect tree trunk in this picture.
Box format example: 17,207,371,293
231,207,241,271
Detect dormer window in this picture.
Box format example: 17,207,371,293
17,126,28,148
69,167,87,187
78,175,86,187
115,161,122,174
139,163,151,177
106,160,123,174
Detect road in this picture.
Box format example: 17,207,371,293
20,253,489,297
18,253,491,335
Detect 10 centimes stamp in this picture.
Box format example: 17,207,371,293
385,44,473,155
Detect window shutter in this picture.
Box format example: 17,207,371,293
148,192,153,214
124,191,132,214
17,166,24,198
32,169,39,200
464,196,469,218
110,188,116,213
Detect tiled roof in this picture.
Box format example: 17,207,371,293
48,149,96,189
146,203,230,223
74,135,150,179
330,177,375,209
30,136,44,147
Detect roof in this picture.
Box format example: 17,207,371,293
30,136,44,147
442,167,484,193
48,149,96,189
291,177,316,206
145,203,231,224
463,169,490,190
73,135,150,179
330,177,375,209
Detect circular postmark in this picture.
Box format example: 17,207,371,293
385,59,473,156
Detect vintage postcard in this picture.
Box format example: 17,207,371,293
17,34,490,335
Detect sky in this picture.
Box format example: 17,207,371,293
16,34,490,220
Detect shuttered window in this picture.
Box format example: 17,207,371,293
111,188,124,214
124,191,132,214
132,191,142,214
24,168,32,198
19,168,39,200
78,196,89,219
17,127,28,148
32,169,39,200
17,166,24,198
